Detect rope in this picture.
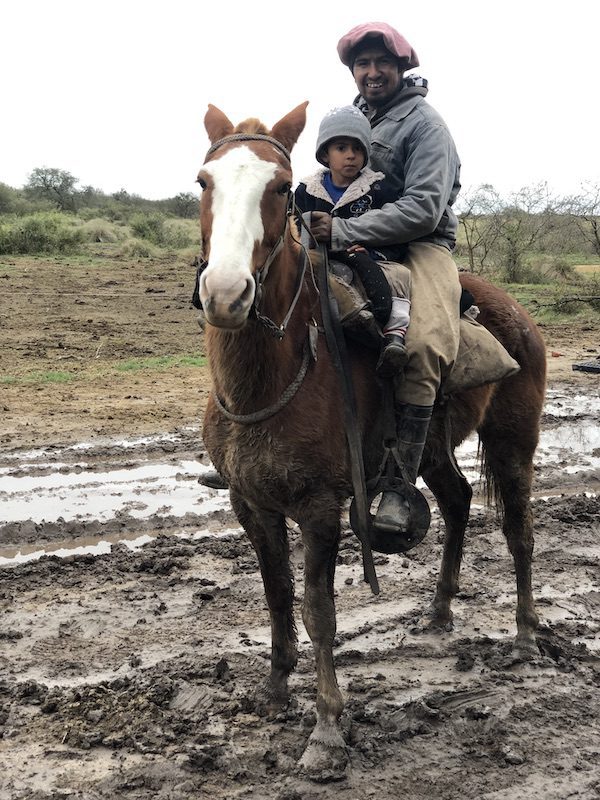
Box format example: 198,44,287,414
212,341,311,424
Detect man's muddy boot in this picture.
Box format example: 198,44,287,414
373,403,433,537
199,470,229,490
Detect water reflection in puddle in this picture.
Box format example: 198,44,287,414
0,533,154,567
454,388,599,477
0,459,231,524
1,391,597,566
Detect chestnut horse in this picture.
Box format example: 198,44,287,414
197,102,546,776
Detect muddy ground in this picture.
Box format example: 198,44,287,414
1,253,600,799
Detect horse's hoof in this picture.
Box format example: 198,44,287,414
420,605,454,633
299,724,348,783
299,742,348,783
254,681,289,718
426,616,454,633
512,636,540,662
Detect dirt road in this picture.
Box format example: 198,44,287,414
1,254,599,799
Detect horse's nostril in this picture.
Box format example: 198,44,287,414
228,279,255,314
240,278,254,304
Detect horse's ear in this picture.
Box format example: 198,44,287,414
270,101,309,153
204,104,235,143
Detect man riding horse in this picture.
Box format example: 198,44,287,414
200,21,512,549
308,21,466,539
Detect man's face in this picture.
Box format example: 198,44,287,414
352,44,404,108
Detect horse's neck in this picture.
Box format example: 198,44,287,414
206,244,311,409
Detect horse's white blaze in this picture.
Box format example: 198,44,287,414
200,146,277,312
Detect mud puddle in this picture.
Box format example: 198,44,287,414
2,381,600,799
2,386,597,560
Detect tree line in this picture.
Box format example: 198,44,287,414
0,167,199,220
2,169,600,283
455,181,600,282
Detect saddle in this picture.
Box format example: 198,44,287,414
327,259,520,396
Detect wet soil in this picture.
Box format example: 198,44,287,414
1,254,600,799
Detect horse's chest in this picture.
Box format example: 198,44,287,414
205,421,345,507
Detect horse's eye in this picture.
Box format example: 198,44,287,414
197,177,207,190
277,182,291,196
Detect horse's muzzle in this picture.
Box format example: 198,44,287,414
199,269,255,329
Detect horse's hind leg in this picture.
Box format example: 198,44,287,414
297,503,347,777
480,404,540,656
422,453,473,630
230,493,297,713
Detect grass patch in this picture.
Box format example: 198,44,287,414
502,281,600,323
575,264,600,276
1,355,206,385
115,354,206,372
1,370,75,385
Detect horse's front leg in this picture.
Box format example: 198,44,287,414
230,492,297,714
297,504,347,779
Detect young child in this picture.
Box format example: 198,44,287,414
294,105,411,374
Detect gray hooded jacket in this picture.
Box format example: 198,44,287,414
330,77,461,254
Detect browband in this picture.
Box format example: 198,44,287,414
205,133,291,163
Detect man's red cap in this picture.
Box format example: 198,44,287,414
337,22,419,69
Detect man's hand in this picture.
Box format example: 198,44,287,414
310,212,332,243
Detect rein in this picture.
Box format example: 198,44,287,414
213,340,312,424
252,192,309,340
314,244,380,596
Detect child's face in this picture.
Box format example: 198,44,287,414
324,137,365,185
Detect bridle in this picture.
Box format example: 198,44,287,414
202,133,311,340
202,132,317,424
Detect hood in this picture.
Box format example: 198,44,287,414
299,166,386,212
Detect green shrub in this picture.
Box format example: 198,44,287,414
527,254,580,282
80,217,125,243
128,213,200,250
119,237,159,258
163,219,197,249
130,212,167,245
0,212,84,254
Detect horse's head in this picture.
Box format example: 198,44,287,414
197,102,308,329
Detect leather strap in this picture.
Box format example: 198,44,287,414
315,243,380,596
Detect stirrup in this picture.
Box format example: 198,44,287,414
349,477,430,555
371,480,430,553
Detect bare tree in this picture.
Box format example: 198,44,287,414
490,182,558,282
564,181,600,258
456,184,502,273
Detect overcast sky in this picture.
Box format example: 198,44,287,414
2,0,599,202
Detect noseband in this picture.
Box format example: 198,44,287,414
202,133,308,339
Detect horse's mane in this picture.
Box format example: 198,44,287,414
234,118,270,135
